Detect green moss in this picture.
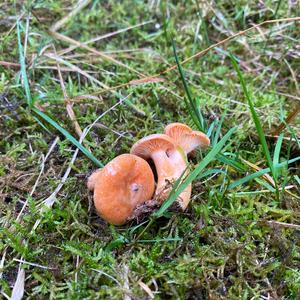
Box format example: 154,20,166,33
1,0,299,299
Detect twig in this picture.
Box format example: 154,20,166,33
122,264,131,300
9,135,57,300
241,157,275,187
13,258,56,270
46,0,146,77
138,281,155,299
276,92,300,102
266,220,300,230
0,61,20,68
75,255,80,283
0,291,10,300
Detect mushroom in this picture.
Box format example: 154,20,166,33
164,123,210,155
87,154,155,225
130,134,191,210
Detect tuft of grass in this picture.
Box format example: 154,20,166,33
230,53,280,199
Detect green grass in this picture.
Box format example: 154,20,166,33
1,1,300,299
230,53,280,200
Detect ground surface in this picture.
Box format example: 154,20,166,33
1,1,300,299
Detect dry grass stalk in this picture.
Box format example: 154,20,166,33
53,46,83,137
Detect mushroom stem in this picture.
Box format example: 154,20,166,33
151,150,174,188
130,134,191,210
151,148,190,205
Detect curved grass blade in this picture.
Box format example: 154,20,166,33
33,107,103,167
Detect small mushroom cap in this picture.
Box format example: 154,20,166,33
90,154,155,225
164,123,193,138
165,123,210,154
130,134,176,159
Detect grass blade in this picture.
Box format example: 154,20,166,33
273,133,284,177
286,124,300,149
206,119,217,138
255,178,276,192
216,153,246,172
229,156,300,189
197,168,228,179
230,54,279,197
17,19,33,107
211,112,226,146
137,238,182,243
32,116,51,134
33,107,103,167
172,40,206,132
154,127,237,218
183,96,201,129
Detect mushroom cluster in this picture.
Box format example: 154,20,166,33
88,123,210,225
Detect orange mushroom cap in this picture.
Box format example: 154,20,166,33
130,134,176,160
88,154,155,225
130,134,180,184
164,122,192,137
165,123,210,154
